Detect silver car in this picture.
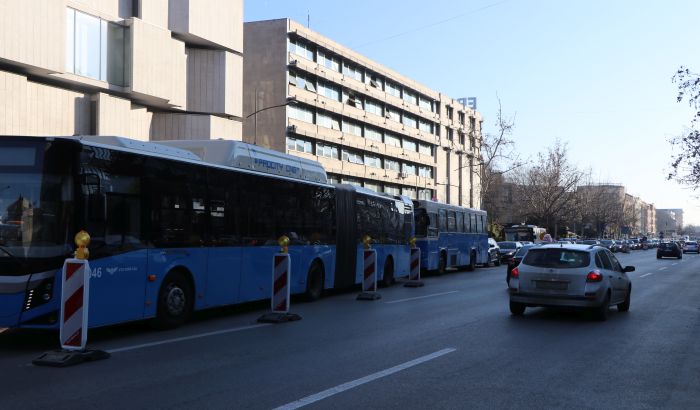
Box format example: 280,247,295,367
508,244,634,320
683,241,699,254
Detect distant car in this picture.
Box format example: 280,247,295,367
657,242,682,259
579,239,601,246
487,238,501,266
497,241,523,263
599,239,615,250
628,239,640,250
684,241,699,254
614,240,630,253
506,244,538,284
508,244,634,320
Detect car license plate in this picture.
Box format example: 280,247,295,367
535,281,568,290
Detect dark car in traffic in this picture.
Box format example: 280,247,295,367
497,241,523,263
657,242,682,259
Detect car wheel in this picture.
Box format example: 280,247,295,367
305,262,324,301
656,254,661,259
154,271,193,329
617,286,631,312
437,252,447,275
595,292,610,321
509,301,525,316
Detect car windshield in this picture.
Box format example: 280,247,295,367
522,248,591,269
601,240,613,245
498,242,518,249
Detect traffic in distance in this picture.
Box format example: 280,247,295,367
0,135,488,331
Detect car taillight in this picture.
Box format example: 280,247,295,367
586,271,603,282
511,267,519,278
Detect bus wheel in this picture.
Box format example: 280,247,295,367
154,271,193,329
305,262,324,302
467,251,477,271
437,252,447,275
381,257,395,287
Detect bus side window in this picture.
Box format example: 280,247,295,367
438,209,447,232
470,213,477,233
456,212,464,233
447,211,456,232
428,212,438,237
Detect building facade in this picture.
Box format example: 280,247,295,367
243,19,483,206
657,208,683,236
0,0,243,141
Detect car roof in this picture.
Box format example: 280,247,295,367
533,244,602,252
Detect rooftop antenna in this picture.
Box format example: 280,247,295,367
307,10,310,28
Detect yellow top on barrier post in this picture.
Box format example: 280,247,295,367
409,237,417,249
74,230,90,260
278,235,290,254
362,235,372,250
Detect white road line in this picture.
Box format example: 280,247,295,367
672,263,678,266
384,291,459,304
274,348,457,410
640,272,654,278
106,323,271,354
659,267,668,271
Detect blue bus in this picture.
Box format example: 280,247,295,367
412,200,489,273
0,136,413,329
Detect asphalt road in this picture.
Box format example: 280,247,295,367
1,249,699,409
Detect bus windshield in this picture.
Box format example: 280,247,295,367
0,144,75,276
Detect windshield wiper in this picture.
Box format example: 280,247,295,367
0,243,26,268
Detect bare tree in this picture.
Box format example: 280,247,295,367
475,99,522,225
512,140,584,236
669,66,700,187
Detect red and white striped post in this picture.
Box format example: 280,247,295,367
357,248,381,300
59,259,90,350
258,236,302,323
404,247,424,287
33,230,110,367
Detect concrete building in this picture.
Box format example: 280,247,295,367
657,208,683,237
243,19,483,206
0,0,243,141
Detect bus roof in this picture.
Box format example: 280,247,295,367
412,199,485,214
69,136,328,184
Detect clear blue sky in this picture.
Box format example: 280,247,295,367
246,0,700,225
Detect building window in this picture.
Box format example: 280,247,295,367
385,133,401,147
419,166,433,178
364,99,383,116
288,105,314,123
403,89,418,105
345,93,363,108
342,149,364,164
386,81,401,98
342,62,363,82
317,112,341,130
365,127,383,142
367,74,383,90
403,139,417,152
384,158,400,172
446,105,454,119
66,8,129,86
418,189,432,200
402,187,417,199
447,128,454,141
402,163,417,176
289,38,314,60
387,108,401,123
342,177,362,186
418,143,432,156
419,120,433,134
458,112,465,126
317,81,340,101
364,182,380,193
365,155,381,168
318,50,340,71
342,119,363,137
289,71,316,92
384,185,401,196
287,137,312,153
418,97,433,111
459,132,465,146
317,143,339,159
402,114,417,129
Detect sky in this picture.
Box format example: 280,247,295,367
245,0,700,225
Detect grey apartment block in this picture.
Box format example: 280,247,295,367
0,0,243,141
243,19,483,206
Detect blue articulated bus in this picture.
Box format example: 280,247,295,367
412,199,489,273
0,136,413,329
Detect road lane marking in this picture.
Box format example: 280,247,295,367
274,348,457,410
106,323,271,354
384,291,459,304
640,273,654,278
672,263,678,266
658,267,668,271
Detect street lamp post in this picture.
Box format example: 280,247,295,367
246,92,297,146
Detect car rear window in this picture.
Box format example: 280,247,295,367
522,249,590,268
499,242,517,249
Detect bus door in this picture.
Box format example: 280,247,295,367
204,198,242,306
334,186,357,288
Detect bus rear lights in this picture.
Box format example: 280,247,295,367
586,271,603,282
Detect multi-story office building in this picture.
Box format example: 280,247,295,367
0,0,243,141
657,208,683,236
243,19,483,206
